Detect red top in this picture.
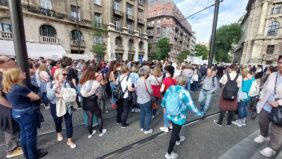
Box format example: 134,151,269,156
50,66,58,77
162,77,176,92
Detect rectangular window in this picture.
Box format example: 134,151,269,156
127,6,133,16
1,23,12,32
128,23,133,34
71,5,81,21
94,14,101,27
138,0,144,6
266,45,275,54
114,19,121,31
114,1,120,11
93,0,101,5
41,0,52,9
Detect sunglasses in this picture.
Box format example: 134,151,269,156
62,73,68,76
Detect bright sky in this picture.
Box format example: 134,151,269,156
174,0,248,43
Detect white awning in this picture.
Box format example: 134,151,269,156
0,40,66,59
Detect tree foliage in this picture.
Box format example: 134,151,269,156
215,23,241,62
195,44,208,60
154,38,170,60
177,50,190,62
91,22,107,60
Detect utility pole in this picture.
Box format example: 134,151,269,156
76,0,81,54
208,0,220,68
8,0,31,88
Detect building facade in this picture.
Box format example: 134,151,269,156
0,0,148,61
147,0,193,61
234,0,282,65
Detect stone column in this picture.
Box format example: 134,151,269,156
257,0,269,35
134,39,139,61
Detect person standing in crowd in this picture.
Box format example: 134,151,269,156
136,66,153,134
173,62,182,78
232,67,254,127
162,75,203,159
160,65,176,132
129,65,140,113
254,55,282,157
109,63,120,109
181,64,193,91
199,68,219,118
216,63,225,80
199,64,207,80
191,65,200,92
260,66,277,89
214,64,242,127
116,65,134,128
0,56,23,158
46,68,76,149
147,66,163,118
3,67,48,159
37,64,50,109
80,67,107,138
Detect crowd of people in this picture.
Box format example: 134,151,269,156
0,55,281,159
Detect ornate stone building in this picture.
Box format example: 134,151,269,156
234,0,282,65
147,0,193,61
0,0,148,61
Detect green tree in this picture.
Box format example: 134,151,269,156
154,38,170,60
195,44,208,60
177,50,190,62
91,22,107,61
214,23,241,62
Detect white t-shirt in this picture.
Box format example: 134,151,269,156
219,71,243,88
147,74,163,86
117,74,132,99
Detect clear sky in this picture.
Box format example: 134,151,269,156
174,0,248,43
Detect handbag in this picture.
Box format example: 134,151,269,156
270,73,282,126
144,80,159,109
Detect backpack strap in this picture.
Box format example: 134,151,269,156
212,76,215,87
233,73,239,82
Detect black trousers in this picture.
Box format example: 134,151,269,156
167,122,182,154
218,110,234,125
116,98,130,126
86,110,103,134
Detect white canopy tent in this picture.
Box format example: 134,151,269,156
0,40,66,59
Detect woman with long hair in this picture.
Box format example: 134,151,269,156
80,67,107,138
37,64,50,108
46,68,76,149
3,67,47,159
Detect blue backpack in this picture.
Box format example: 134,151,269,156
165,86,182,116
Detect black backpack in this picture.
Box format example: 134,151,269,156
223,73,239,101
113,76,128,101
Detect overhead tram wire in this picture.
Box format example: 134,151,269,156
180,0,224,21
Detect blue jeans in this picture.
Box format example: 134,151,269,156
40,92,49,106
12,107,38,159
198,89,213,114
110,82,117,104
139,101,152,131
238,100,249,119
185,77,192,91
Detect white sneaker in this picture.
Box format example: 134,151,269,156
165,152,178,159
176,136,185,146
254,135,269,143
88,130,96,138
144,129,153,134
140,128,144,132
232,120,242,127
160,127,169,133
99,129,107,137
132,108,135,113
260,147,276,157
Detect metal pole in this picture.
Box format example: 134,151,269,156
8,0,31,88
75,0,80,54
208,0,220,68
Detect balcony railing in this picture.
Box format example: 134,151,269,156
39,8,55,17
0,31,12,40
147,24,154,29
113,9,122,16
28,6,65,19
40,36,59,44
70,40,86,47
127,14,134,21
128,29,134,35
115,45,124,50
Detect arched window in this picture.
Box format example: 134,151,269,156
267,21,280,36
115,36,122,46
139,41,144,50
128,39,134,49
71,30,83,41
40,25,56,37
